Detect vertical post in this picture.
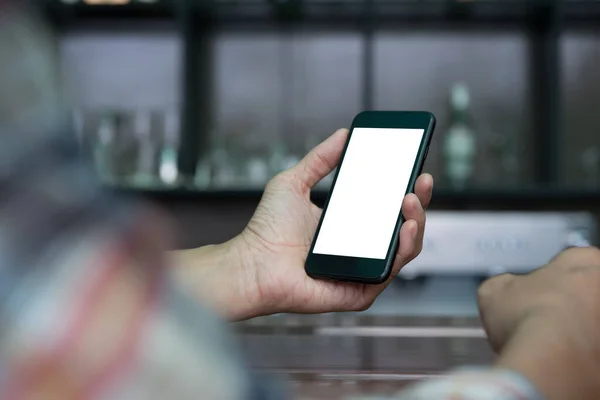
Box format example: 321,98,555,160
530,0,562,185
274,0,302,155
177,0,213,184
362,0,375,111
278,17,294,151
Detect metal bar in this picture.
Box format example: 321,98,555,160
316,326,487,338
278,20,294,152
203,0,542,23
530,0,561,184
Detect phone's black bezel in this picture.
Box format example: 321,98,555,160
305,111,436,284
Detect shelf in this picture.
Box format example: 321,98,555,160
110,185,600,210
40,0,562,27
40,1,600,28
42,0,177,28
200,0,550,26
112,186,277,201
431,187,600,207
564,0,600,25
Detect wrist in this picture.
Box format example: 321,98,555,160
169,236,265,321
495,317,600,400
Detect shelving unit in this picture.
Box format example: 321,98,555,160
188,0,542,25
39,0,600,209
111,185,600,211
43,1,176,26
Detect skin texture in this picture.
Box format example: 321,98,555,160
479,247,600,400
172,129,433,321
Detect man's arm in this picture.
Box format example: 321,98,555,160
168,239,266,321
168,130,433,323
472,247,600,400
358,247,600,400
493,317,599,400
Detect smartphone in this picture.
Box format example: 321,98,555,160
305,111,436,284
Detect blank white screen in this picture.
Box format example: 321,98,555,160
313,128,425,260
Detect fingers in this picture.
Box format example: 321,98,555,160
547,246,600,269
399,193,426,256
354,173,433,303
414,173,434,210
389,175,432,276
363,218,419,299
393,219,419,275
291,128,349,189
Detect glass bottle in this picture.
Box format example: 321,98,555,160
94,111,116,184
210,133,236,189
442,83,477,190
268,141,285,177
245,156,269,189
194,150,212,189
158,109,180,187
489,131,523,187
132,110,157,188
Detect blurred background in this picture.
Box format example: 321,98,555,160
10,0,600,398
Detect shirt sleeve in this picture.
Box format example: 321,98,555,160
363,368,544,400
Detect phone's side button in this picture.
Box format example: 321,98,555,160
424,147,430,160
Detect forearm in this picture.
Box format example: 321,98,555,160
388,320,599,400
494,324,599,400
168,237,264,321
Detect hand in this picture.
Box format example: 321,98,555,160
478,247,600,400
232,128,433,319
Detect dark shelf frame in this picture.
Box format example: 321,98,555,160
530,0,561,185
42,0,176,26
40,0,600,206
111,185,600,211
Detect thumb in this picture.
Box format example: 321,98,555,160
292,128,348,188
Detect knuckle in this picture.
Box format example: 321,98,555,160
312,152,327,170
355,297,375,312
570,264,600,287
575,246,600,264
477,273,513,303
357,301,373,312
554,246,600,270
267,171,291,189
477,279,494,303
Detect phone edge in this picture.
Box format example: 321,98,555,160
305,111,436,285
